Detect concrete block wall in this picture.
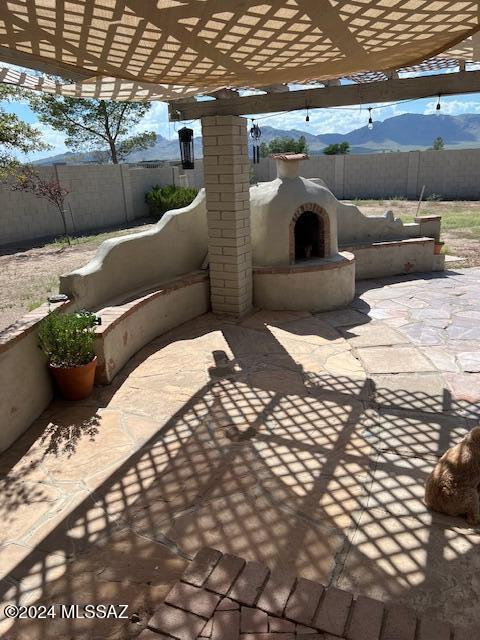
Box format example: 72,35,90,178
2,147,480,248
202,115,252,317
251,147,480,200
128,165,178,218
0,163,184,248
59,165,132,230
417,149,480,200
343,152,410,199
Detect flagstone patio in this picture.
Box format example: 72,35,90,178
1,268,479,639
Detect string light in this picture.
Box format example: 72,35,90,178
367,107,373,130
241,91,448,126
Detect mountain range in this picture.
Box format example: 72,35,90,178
34,112,480,164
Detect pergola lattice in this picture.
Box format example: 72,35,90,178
0,1,479,104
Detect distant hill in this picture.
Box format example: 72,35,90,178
34,113,480,164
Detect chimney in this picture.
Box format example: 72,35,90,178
271,152,308,179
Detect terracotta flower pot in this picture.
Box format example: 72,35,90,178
434,241,444,255
49,357,97,400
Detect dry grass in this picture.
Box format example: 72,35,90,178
0,220,154,332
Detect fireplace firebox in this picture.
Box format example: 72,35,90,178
294,211,325,261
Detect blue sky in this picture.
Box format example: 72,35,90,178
5,89,480,161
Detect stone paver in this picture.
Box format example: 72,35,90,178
356,346,436,374
205,554,246,595
381,604,417,640
2,269,480,638
341,322,407,347
257,569,297,617
284,577,324,626
241,606,269,632
137,548,464,640
313,586,352,636
346,594,384,640
229,560,269,606
147,603,205,639
165,581,221,618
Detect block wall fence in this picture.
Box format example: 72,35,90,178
0,163,179,247
253,147,480,200
1,147,479,247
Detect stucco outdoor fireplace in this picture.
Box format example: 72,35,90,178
250,153,355,312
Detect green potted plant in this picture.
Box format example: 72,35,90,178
38,311,98,400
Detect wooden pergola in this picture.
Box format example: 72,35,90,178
168,69,480,120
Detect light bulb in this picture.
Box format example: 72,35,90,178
368,122,373,130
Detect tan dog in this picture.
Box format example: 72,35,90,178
425,427,480,525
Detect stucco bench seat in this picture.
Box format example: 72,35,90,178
93,270,209,384
339,236,444,279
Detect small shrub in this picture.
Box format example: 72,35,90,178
38,311,97,367
426,193,442,202
145,184,198,219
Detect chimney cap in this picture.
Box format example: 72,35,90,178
270,153,308,161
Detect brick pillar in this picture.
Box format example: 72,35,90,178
201,115,252,317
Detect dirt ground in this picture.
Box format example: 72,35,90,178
0,220,154,332
351,199,480,269
1,200,479,332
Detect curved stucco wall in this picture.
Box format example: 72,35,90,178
336,202,421,246
59,176,434,311
250,176,339,267
60,190,208,310
253,252,355,312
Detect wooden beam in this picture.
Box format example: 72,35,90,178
168,70,480,121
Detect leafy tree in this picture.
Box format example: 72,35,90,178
323,142,350,155
260,135,309,158
12,165,71,243
0,86,49,173
27,95,156,163
117,131,157,162
431,136,445,151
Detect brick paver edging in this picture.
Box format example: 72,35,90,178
139,547,469,640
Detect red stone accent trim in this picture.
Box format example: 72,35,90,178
94,270,209,337
271,153,308,161
340,237,434,252
0,298,71,354
289,203,331,265
414,215,442,222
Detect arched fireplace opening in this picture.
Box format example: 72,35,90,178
294,211,325,261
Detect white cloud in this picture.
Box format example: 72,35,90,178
32,122,68,149
250,100,408,135
423,97,480,115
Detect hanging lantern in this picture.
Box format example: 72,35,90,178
178,126,194,169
